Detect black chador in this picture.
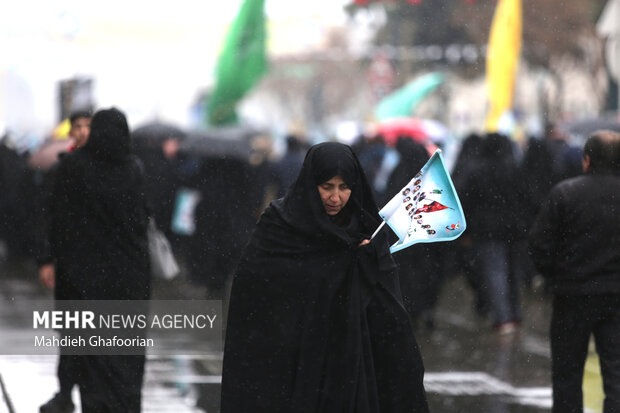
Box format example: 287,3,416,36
49,108,150,412
221,142,429,412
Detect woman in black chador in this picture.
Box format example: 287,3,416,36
47,107,150,412
221,142,428,412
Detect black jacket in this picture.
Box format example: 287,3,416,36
528,172,620,295
458,134,525,241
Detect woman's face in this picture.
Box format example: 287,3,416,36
317,175,351,216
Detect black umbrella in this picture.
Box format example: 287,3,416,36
562,117,620,145
179,126,263,161
131,121,186,150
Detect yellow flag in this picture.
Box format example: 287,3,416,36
52,118,71,139
484,0,522,132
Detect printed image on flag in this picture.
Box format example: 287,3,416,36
378,149,466,253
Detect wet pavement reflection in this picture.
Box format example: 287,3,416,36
418,273,553,412
0,259,604,412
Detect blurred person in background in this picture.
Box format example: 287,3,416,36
450,133,489,317
353,132,388,202
459,133,525,334
29,111,92,172
0,133,38,262
131,131,182,242
519,122,583,289
36,110,92,413
520,122,583,219
36,110,92,290
529,130,620,413
271,134,307,199
40,108,150,412
384,137,442,330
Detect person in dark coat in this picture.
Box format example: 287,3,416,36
384,138,441,329
528,130,620,413
188,155,255,298
43,107,150,412
450,133,489,316
519,124,583,289
0,137,37,261
459,133,524,333
521,123,582,205
37,110,92,413
131,133,182,242
353,133,388,201
221,142,429,412
271,134,306,199
36,110,93,291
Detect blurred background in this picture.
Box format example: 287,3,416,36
1,0,617,148
1,1,620,412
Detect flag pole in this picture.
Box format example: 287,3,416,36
371,221,386,240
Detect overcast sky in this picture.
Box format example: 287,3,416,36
0,0,353,137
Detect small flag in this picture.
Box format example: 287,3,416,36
376,149,466,253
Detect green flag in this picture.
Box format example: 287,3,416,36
207,0,267,126
374,72,444,121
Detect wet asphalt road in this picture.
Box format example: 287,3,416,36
0,258,605,413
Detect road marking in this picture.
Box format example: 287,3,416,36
424,372,552,408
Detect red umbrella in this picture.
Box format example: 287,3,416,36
375,117,439,154
376,118,429,145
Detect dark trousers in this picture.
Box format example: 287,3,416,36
58,351,79,397
78,355,145,413
476,240,521,326
395,244,442,323
551,294,620,413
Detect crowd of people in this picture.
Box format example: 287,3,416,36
1,108,619,412
350,123,584,335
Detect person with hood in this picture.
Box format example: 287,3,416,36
221,142,429,412
40,107,150,412
529,130,620,413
